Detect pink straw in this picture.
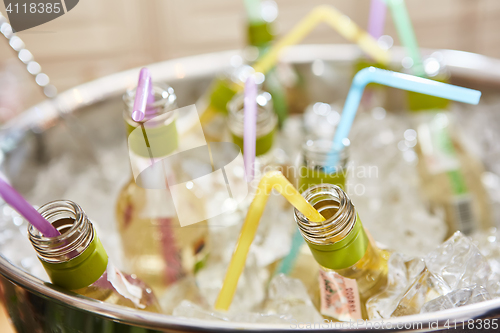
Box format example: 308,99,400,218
132,68,153,122
243,76,258,182
0,177,60,237
367,0,387,40
147,76,155,105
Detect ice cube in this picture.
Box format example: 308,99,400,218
159,276,208,314
392,232,491,316
230,312,290,324
173,275,319,324
172,300,291,324
368,232,492,319
264,274,323,323
366,253,425,319
173,300,229,321
195,252,267,312
424,231,491,294
471,228,500,297
421,286,491,313
348,111,447,258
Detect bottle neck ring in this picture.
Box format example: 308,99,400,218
28,200,108,290
294,184,368,270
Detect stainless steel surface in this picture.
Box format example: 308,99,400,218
1,44,500,332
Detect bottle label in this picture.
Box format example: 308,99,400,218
451,194,475,234
318,268,362,321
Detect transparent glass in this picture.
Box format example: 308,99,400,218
227,89,280,178
294,184,389,320
412,111,492,237
118,84,208,293
331,242,390,319
28,200,161,312
227,90,277,156
298,138,349,193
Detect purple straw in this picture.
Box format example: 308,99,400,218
132,68,153,122
367,0,387,40
0,177,60,237
243,76,258,182
147,76,155,105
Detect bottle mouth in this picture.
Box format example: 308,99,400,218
294,184,356,245
302,139,349,173
227,90,277,137
28,200,93,263
123,83,178,126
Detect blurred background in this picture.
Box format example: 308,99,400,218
1,0,500,124
1,0,500,331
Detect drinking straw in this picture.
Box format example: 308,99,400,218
198,4,391,128
243,76,258,182
326,67,481,170
0,177,60,237
132,68,152,122
386,0,424,77
275,228,304,275
253,5,390,75
244,0,262,24
367,0,387,39
147,77,155,105
215,171,324,311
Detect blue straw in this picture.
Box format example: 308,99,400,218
326,67,481,171
275,229,305,275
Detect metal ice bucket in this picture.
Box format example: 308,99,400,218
1,45,500,332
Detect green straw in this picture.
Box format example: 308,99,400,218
387,0,425,77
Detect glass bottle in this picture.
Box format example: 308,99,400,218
116,83,208,293
245,0,275,56
408,55,492,236
243,0,291,126
227,89,278,174
198,63,252,142
294,184,390,321
275,139,349,308
298,138,349,193
28,200,161,312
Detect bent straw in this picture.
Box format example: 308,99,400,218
253,5,390,75
132,68,152,122
199,5,390,128
215,171,324,311
367,0,387,39
326,67,481,171
244,76,258,182
387,0,425,77
0,177,60,237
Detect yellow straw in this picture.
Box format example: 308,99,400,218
199,5,390,128
214,171,325,311
253,5,390,75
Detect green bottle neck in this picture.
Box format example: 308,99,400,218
295,184,368,271
39,230,109,290
248,21,274,49
306,215,369,270
228,90,277,156
29,200,109,290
